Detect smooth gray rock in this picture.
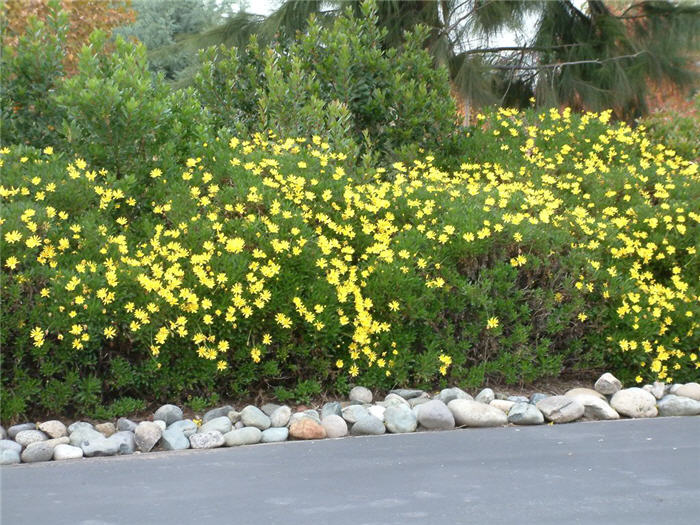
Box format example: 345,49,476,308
154,404,183,426
67,422,93,434
342,405,370,425
303,409,321,423
227,410,241,424
349,386,373,404
190,431,224,449
53,444,83,460
508,403,545,425
669,384,682,395
261,427,289,443
675,382,700,401
199,416,232,435
475,388,495,404
69,428,104,447
384,406,418,433
153,420,167,432
389,389,425,400
565,393,619,420
270,405,292,427
507,395,529,403
8,423,36,440
240,406,271,430
439,387,473,405
168,419,198,437
408,394,431,408
383,393,410,409
109,431,136,455
350,415,386,436
490,400,516,414
643,382,666,400
367,405,386,422
416,400,455,430
261,403,281,416
536,396,585,423
14,430,48,448
321,415,348,438
21,441,57,463
223,427,262,447
0,440,22,454
448,399,508,427
116,418,137,432
234,421,245,430
161,428,190,451
134,422,162,452
81,436,120,457
321,402,343,419
610,388,658,418
95,422,116,437
595,373,623,395
529,393,549,405
0,449,20,465
565,388,607,401
38,420,67,439
203,405,234,424
0,426,5,440
657,395,700,417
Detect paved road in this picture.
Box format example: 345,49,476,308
2,417,698,525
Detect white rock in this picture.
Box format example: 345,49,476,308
134,421,162,452
14,430,48,448
349,386,373,404
594,373,622,395
610,388,658,418
675,382,700,401
565,393,619,420
321,415,348,438
657,395,700,417
448,399,508,427
270,405,292,427
53,443,84,460
564,388,606,401
38,420,67,439
367,405,386,422
475,388,495,404
536,396,585,423
489,400,515,414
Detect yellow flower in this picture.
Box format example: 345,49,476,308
388,301,400,312
486,317,499,329
217,360,228,371
336,359,344,368
577,313,588,322
251,347,262,363
349,364,359,377
103,326,117,340
4,256,19,270
4,230,22,243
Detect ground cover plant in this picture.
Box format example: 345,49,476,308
1,106,698,422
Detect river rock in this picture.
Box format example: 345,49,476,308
240,406,271,430
383,393,410,409
565,393,619,420
95,422,116,437
14,430,48,448
302,409,321,423
408,394,431,408
490,400,516,414
0,449,21,465
0,440,22,454
110,431,136,455
69,427,104,447
154,404,183,426
203,405,234,424
610,388,658,418
321,415,348,438
153,420,167,432
224,427,262,446
53,444,84,461
367,405,386,422
642,382,666,400
117,418,138,432
134,421,162,452
227,410,241,424
594,373,622,395
261,427,289,443
384,406,418,433
270,405,292,427
439,387,473,404
8,423,36,439
261,403,281,416
675,382,700,401
536,396,585,423
161,428,190,451
350,415,386,436
289,418,326,440
416,400,455,430
475,388,495,404
38,420,67,439
529,393,549,405
342,405,370,424
656,395,700,417
508,403,545,425
321,402,343,419
349,386,373,404
507,396,529,403
0,426,5,440
199,416,232,435
389,388,425,400
21,440,59,463
565,388,606,401
448,399,508,427
190,431,224,449
81,436,120,457
68,422,94,434
168,419,198,437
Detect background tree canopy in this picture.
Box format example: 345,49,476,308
156,0,699,119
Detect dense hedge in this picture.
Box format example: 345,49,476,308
1,107,698,421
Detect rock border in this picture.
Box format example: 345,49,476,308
2,376,699,466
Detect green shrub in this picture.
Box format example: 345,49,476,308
638,93,700,161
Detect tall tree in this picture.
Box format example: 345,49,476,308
168,0,699,119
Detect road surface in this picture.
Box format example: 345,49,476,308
2,417,698,524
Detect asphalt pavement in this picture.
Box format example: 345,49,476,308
2,417,698,525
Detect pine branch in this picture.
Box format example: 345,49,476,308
491,50,649,71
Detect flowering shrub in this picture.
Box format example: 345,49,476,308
1,107,698,421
